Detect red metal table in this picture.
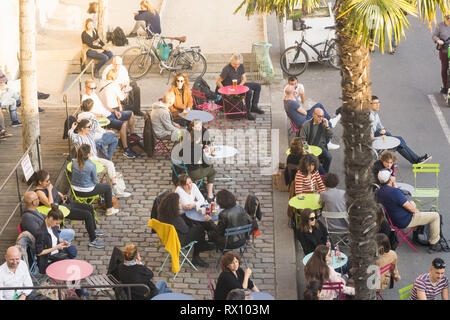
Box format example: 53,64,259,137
218,85,249,124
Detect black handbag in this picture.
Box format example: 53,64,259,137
48,251,69,262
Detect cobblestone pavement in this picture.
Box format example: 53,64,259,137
69,86,276,300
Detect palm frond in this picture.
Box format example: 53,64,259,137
234,0,324,19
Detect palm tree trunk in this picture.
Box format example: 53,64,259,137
334,0,378,300
19,0,40,171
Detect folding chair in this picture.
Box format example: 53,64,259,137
412,163,440,212
147,218,198,280
220,92,248,127
207,271,216,300
376,263,393,300
152,128,171,160
321,211,350,248
381,206,418,253
170,159,204,189
322,282,346,300
192,88,223,129
216,223,253,267
398,283,413,300
65,169,100,223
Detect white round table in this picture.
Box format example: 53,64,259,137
397,182,415,196
372,136,401,150
204,145,238,159
250,291,275,300
179,110,213,123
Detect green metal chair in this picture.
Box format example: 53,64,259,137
65,168,100,224
412,164,440,212
37,205,71,227
398,283,413,300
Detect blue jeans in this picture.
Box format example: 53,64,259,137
155,280,172,294
96,132,118,160
86,49,113,72
374,130,419,164
59,229,75,242
62,245,77,259
0,99,19,122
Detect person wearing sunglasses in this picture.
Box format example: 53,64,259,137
168,73,193,126
295,208,328,255
410,258,448,300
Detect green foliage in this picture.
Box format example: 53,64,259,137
234,0,323,20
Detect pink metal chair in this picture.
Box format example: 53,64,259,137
381,206,418,253
191,89,223,129
289,119,300,136
322,282,346,300
376,263,393,300
219,91,248,127
207,272,216,300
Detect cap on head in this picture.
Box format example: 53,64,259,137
378,169,392,184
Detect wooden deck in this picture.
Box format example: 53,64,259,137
0,105,77,258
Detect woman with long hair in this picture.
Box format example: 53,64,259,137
70,144,119,216
295,208,328,255
303,279,323,300
117,243,172,300
68,119,130,198
157,192,214,268
175,174,207,211
375,233,401,291
169,73,193,125
294,153,325,195
34,169,105,249
81,18,113,76
214,252,259,300
284,137,305,186
304,245,354,300
128,0,161,37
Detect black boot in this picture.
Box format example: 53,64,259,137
192,255,209,268
251,105,264,114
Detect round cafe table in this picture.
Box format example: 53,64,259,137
372,136,400,150
289,193,322,210
97,116,110,128
218,85,249,96
179,110,213,123
184,208,219,222
37,205,70,218
250,291,275,300
286,145,322,157
204,145,238,159
397,182,415,196
218,85,249,121
67,159,104,174
151,292,195,300
303,250,348,271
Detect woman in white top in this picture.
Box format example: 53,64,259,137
175,174,207,211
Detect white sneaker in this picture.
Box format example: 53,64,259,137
329,114,341,127
327,142,340,150
116,192,131,198
106,208,119,216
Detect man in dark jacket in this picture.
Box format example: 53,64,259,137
21,191,75,242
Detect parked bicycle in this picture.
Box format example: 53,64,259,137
125,30,207,81
280,20,340,76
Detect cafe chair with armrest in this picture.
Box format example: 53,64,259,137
412,163,440,212
321,211,350,248
147,218,198,280
376,263,393,300
192,89,223,129
322,282,346,300
381,206,418,253
398,283,413,300
216,223,253,268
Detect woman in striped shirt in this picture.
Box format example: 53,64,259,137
295,154,325,195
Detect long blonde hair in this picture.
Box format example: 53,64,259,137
140,0,156,14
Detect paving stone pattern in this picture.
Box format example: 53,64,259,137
69,87,276,300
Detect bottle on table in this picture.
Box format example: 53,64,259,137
206,203,211,216
211,202,216,216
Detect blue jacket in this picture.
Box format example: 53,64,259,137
71,159,98,189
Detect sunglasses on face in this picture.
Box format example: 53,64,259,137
176,79,184,83
309,216,317,221
84,126,91,129
433,261,446,269
89,86,96,89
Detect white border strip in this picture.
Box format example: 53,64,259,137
428,94,450,145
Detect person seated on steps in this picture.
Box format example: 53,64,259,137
215,53,264,121
82,79,137,159
128,0,161,38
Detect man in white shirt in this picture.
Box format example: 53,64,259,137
82,79,137,159
102,56,143,116
285,76,341,150
0,246,34,300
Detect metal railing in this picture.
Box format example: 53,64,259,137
61,59,95,156
0,283,150,300
0,135,42,237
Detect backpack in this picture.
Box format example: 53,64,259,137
111,27,129,46
143,112,155,157
413,213,450,251
193,76,221,104
118,134,146,157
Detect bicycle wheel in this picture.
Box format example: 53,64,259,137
280,46,309,76
121,46,143,68
326,40,340,70
128,53,154,80
173,50,207,81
